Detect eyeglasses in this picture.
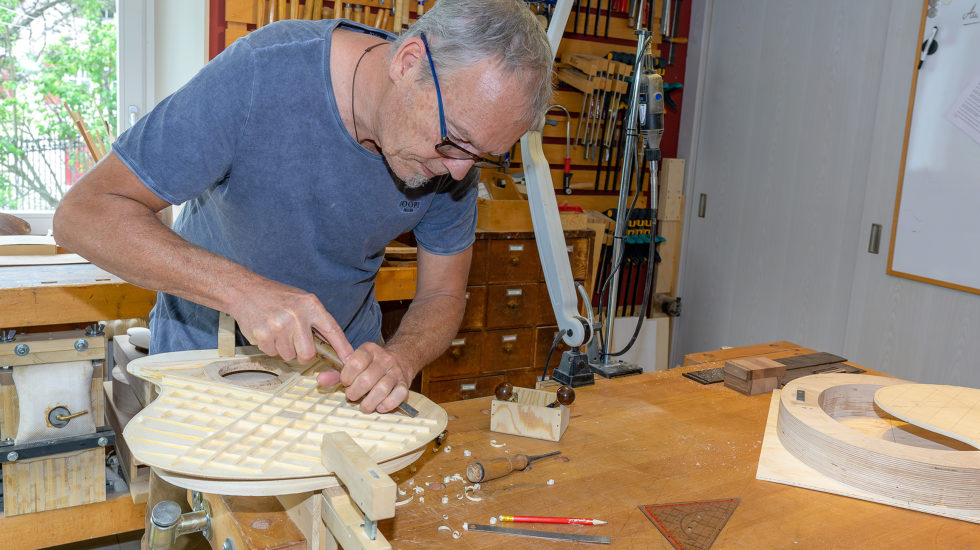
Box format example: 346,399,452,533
420,33,505,169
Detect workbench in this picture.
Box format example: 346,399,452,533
2,334,975,548
0,262,418,328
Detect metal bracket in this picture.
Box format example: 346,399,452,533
0,426,114,463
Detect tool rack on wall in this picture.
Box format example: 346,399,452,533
218,0,669,200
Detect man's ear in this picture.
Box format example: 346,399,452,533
389,37,425,84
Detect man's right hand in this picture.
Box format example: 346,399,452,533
227,279,354,365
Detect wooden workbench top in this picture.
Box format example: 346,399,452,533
0,263,417,328
383,363,979,549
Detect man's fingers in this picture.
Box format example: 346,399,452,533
359,372,405,414
374,382,409,414
317,370,342,387
313,321,354,362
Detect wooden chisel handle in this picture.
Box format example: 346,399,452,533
466,454,530,483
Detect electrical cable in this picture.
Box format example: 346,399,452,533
541,329,566,381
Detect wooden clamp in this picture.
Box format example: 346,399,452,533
320,431,396,550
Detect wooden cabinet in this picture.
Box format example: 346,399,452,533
419,229,593,403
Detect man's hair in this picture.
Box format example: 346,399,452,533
391,0,554,129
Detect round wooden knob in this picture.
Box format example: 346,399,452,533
502,343,514,354
556,385,575,406
495,382,514,402
450,347,462,359
510,257,520,266
507,301,518,309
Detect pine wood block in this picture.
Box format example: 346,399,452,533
278,492,337,550
0,235,57,256
0,330,106,367
225,0,259,23
320,486,391,550
320,431,396,521
490,386,570,442
657,158,685,221
1,447,106,516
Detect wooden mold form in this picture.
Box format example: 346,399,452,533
490,386,569,442
123,348,447,484
757,373,980,523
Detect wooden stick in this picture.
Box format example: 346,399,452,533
63,104,102,162
303,0,315,19
312,0,323,19
290,0,300,19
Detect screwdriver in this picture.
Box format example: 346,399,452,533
465,450,561,483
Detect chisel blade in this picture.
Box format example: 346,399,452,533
466,524,611,544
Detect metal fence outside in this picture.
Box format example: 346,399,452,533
1,137,91,211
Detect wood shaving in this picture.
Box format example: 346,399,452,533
438,525,451,532
464,492,482,502
452,530,461,539
395,496,414,507
444,445,452,453
489,439,506,447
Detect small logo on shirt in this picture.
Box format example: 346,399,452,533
399,200,421,213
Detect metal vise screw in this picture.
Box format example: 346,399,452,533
147,499,212,550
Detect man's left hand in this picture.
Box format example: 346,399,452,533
316,342,413,414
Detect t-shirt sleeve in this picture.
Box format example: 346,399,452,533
112,38,256,205
413,170,478,256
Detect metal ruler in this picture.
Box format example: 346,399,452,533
466,524,611,544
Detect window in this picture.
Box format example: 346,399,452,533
0,0,117,223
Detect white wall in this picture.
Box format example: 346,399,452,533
674,0,980,388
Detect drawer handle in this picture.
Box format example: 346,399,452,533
507,300,519,310
451,347,463,359
510,257,520,266
502,343,514,353
460,383,477,391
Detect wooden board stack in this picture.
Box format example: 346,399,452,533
723,357,786,395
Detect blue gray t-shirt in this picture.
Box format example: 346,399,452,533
112,20,478,354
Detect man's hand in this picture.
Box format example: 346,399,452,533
228,280,354,365
318,342,413,414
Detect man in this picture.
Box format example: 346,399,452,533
54,0,553,415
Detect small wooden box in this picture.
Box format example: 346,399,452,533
490,386,570,442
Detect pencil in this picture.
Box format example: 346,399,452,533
499,515,607,526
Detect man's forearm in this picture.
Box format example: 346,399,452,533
383,293,466,378
56,194,257,315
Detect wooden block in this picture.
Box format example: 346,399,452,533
682,341,804,366
103,382,149,504
776,352,848,370
218,312,236,357
321,431,396,521
208,494,306,550
490,386,570,442
320,487,391,550
657,158,685,221
225,0,259,23
724,358,787,380
0,329,106,367
278,492,338,550
2,447,106,516
0,235,57,256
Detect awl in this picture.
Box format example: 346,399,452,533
312,329,419,417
